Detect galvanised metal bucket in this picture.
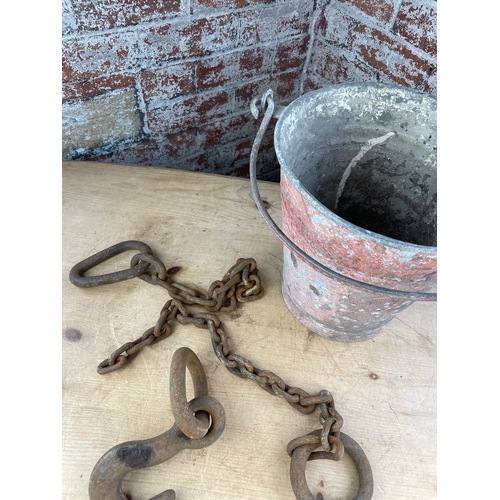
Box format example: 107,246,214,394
249,83,437,342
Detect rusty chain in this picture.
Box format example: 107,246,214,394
70,241,346,459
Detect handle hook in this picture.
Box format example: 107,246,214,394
88,348,226,500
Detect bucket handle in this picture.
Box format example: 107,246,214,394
249,90,437,302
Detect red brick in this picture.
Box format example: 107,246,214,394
234,71,300,113
273,70,302,103
350,24,431,87
394,0,437,56
179,144,236,173
218,127,278,179
147,90,230,136
141,14,238,62
96,132,199,166
141,63,195,104
302,72,327,93
274,35,309,73
234,139,253,163
197,46,273,90
240,1,311,45
197,53,237,89
235,78,269,107
324,53,375,83
234,127,274,163
222,163,251,178
234,78,272,113
421,66,436,94
62,74,136,102
312,40,375,84
107,140,167,166
164,128,198,158
239,46,274,75
198,113,254,149
201,127,279,181
317,4,357,46
62,32,139,82
71,0,182,31
339,0,397,25
224,157,281,181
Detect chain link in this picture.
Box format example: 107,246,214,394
77,247,344,455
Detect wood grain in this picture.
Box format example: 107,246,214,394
62,161,436,500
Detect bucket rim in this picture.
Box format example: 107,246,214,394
274,82,437,254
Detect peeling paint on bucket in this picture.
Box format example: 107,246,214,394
252,83,436,342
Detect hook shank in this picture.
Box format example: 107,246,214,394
88,348,226,500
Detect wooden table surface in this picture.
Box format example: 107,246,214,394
62,160,437,500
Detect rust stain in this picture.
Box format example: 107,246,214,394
167,266,183,276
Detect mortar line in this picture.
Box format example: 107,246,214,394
390,0,405,29
299,0,328,95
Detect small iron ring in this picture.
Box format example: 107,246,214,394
169,347,211,439
289,431,374,500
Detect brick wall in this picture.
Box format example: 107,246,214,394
62,0,436,181
305,0,436,94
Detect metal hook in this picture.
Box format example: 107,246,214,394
88,347,226,500
288,429,374,500
250,88,285,120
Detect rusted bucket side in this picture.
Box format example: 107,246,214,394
281,173,433,340
274,83,436,341
282,250,414,341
